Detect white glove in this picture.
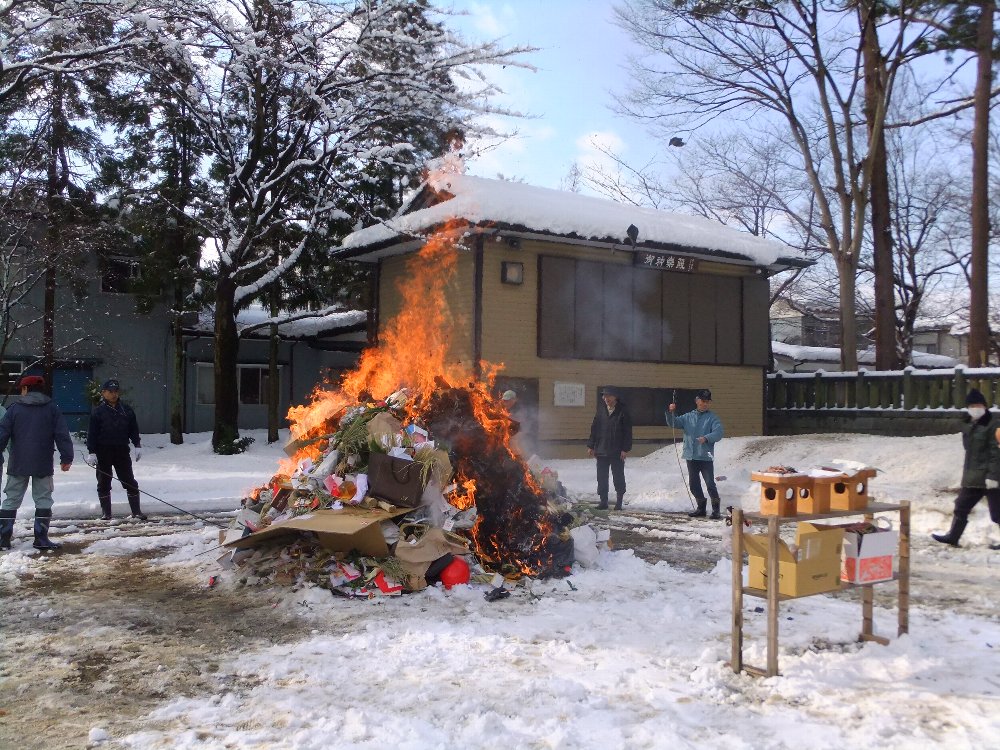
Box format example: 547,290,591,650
987,479,998,490
133,447,142,462
86,453,97,465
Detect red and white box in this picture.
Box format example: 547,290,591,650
841,528,897,584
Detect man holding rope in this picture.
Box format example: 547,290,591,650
667,389,724,519
87,379,147,521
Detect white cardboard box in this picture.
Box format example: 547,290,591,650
841,529,897,584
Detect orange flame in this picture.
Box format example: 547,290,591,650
273,179,560,578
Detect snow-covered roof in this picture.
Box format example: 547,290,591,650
772,341,957,369
337,173,806,270
190,308,366,340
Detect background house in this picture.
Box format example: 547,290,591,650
769,297,874,349
770,341,957,372
1,256,365,433
335,173,808,458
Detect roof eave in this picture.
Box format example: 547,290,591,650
333,220,809,272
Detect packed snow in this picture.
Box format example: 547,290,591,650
2,428,998,749
339,173,799,268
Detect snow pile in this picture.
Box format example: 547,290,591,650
341,173,798,267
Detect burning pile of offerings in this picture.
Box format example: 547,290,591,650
219,216,608,598
223,383,581,597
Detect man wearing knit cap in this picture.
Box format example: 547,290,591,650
932,388,1000,549
0,375,74,550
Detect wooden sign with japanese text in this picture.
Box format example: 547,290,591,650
633,251,698,272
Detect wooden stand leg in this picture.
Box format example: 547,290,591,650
731,508,744,673
861,510,874,641
766,516,780,677
898,501,910,636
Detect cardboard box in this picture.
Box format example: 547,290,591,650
744,522,844,597
841,528,897,584
222,507,410,557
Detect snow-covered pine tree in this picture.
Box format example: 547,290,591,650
139,0,529,452
0,0,151,385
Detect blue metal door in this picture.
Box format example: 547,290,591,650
52,368,93,432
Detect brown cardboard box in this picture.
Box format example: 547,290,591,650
744,522,845,597
222,507,410,557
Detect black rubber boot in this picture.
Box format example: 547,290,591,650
127,493,147,521
614,493,624,511
99,495,112,521
596,494,609,510
33,509,62,550
931,516,967,547
710,499,722,520
689,499,707,518
0,509,15,550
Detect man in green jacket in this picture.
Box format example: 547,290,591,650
932,388,1000,548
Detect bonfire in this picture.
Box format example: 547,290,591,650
239,217,573,582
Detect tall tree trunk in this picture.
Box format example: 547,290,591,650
968,0,994,366
43,71,67,393
838,254,859,371
170,306,185,444
213,276,240,450
267,283,280,444
861,4,898,370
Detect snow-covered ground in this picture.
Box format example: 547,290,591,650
2,429,999,749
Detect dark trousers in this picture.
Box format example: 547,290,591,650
954,487,1000,523
595,455,626,500
687,460,719,504
96,445,141,514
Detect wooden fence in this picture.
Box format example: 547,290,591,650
766,367,1000,411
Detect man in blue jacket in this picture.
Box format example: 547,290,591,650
667,389,724,519
0,375,74,550
86,378,146,520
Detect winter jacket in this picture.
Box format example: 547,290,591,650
87,399,141,452
960,412,1000,488
588,402,633,456
667,408,724,462
0,392,74,477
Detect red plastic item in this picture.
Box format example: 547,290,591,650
439,556,470,590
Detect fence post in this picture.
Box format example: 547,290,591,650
814,370,824,409
855,369,865,410
902,367,913,410
954,366,966,409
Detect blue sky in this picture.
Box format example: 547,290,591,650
446,1,660,191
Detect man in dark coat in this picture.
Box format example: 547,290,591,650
931,388,1000,548
86,378,146,520
587,387,632,510
0,375,74,550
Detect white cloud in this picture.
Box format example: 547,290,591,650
461,2,516,37
574,130,627,174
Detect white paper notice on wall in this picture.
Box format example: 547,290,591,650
554,382,586,407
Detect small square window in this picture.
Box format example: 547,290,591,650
501,261,524,285
102,257,141,294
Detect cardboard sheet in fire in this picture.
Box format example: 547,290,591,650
223,507,411,558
